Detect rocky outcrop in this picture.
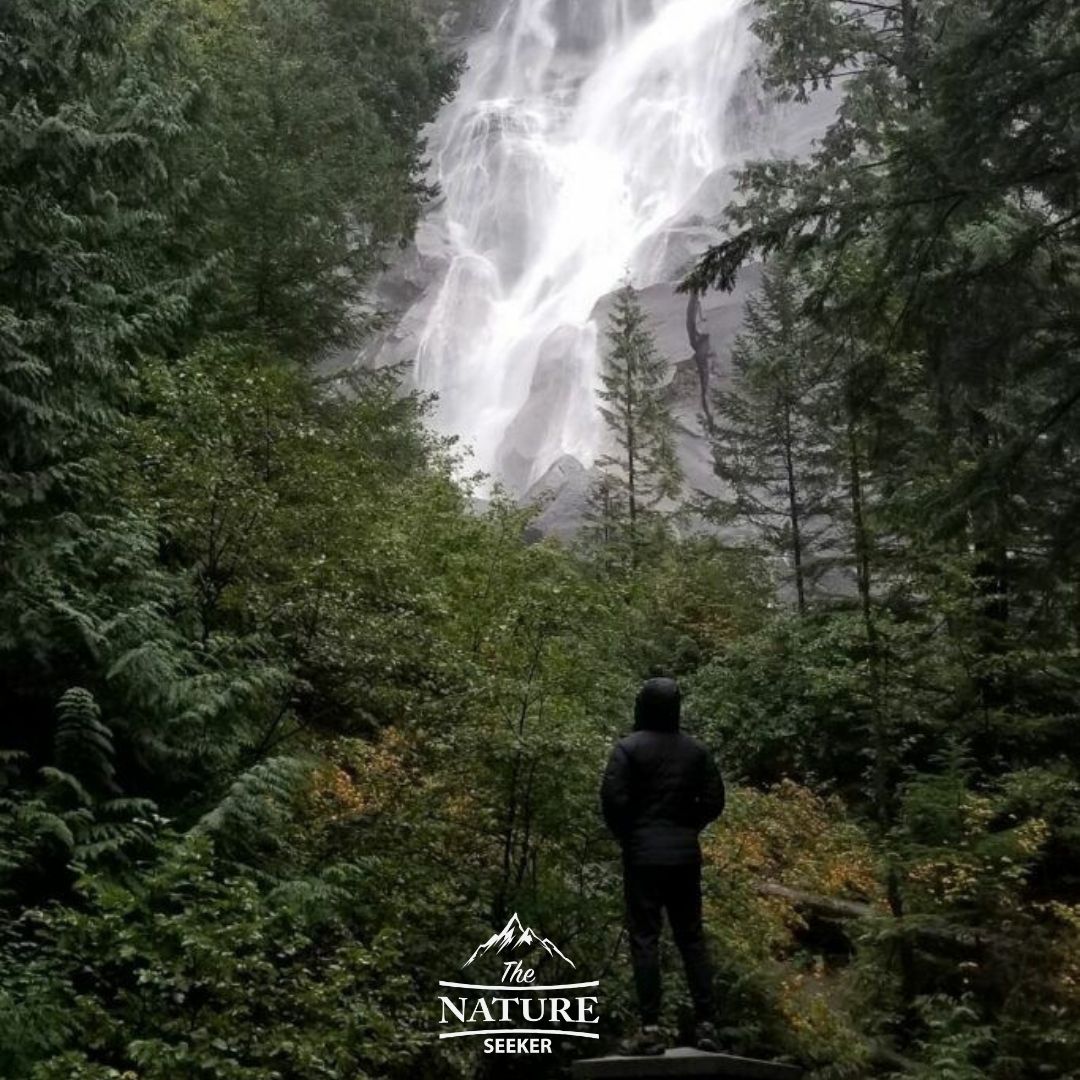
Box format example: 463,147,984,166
346,0,835,539
513,268,766,541
522,454,594,541
498,326,594,495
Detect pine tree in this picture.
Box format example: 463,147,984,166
707,258,837,612
589,283,683,564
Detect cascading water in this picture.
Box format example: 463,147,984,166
413,0,753,492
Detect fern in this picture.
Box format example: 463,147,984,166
54,688,118,796
0,692,161,898
268,876,352,925
74,798,159,865
196,756,313,860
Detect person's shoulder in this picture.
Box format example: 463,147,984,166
618,730,663,756
679,732,712,756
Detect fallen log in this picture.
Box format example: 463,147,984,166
753,881,1002,950
753,882,876,920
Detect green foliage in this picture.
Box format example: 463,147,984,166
0,0,203,518
5,836,461,1080
588,282,684,565
185,0,459,354
129,338,474,736
54,689,117,796
705,257,839,612
685,0,1080,1071
906,995,994,1080
196,756,314,861
5,0,1080,1075
1,690,159,909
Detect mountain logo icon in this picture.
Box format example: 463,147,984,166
462,912,576,970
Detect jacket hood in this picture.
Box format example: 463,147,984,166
634,677,681,733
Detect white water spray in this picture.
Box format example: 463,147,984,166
415,0,751,491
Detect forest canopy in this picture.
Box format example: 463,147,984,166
2,1,1080,1078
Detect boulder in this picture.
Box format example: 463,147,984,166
572,1047,802,1080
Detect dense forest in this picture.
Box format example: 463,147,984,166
2,1,1079,1078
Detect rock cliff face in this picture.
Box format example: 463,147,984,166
354,0,834,536
521,268,768,540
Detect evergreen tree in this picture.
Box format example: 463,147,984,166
686,0,1080,1065
706,258,837,613
589,282,683,564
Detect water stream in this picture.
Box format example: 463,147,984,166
414,0,752,491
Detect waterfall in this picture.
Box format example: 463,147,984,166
413,0,752,492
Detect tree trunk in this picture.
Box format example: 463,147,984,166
782,399,807,614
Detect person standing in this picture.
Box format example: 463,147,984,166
600,677,725,1056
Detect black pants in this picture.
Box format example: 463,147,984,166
623,860,714,1026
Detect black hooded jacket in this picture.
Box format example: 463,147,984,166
600,678,725,866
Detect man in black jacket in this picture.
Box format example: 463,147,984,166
600,677,725,1056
